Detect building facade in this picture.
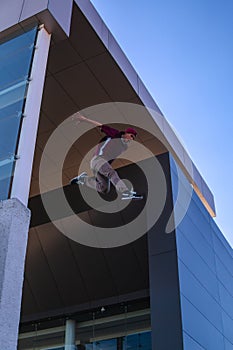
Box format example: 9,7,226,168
0,1,232,350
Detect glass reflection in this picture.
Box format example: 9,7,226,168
0,27,37,200
85,331,151,350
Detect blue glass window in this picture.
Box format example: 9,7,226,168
0,26,37,200
124,331,152,350
85,331,151,350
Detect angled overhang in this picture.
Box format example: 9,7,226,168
0,0,73,39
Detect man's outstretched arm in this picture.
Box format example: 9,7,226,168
73,112,120,137
73,112,102,127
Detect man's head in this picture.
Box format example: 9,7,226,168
122,127,137,142
125,127,137,137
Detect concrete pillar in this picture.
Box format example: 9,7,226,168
65,319,76,350
0,198,30,350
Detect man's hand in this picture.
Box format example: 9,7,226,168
71,112,102,127
72,112,87,125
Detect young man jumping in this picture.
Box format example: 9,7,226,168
70,113,142,200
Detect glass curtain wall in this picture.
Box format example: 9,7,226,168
85,331,152,350
35,331,151,350
0,26,38,200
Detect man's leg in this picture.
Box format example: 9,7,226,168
78,156,109,193
95,171,111,193
85,170,110,193
91,157,129,193
70,163,110,192
79,156,128,193
71,157,142,198
92,159,143,199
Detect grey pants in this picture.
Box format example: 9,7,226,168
85,156,128,193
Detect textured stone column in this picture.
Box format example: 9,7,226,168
0,198,30,350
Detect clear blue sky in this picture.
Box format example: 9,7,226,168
90,0,233,247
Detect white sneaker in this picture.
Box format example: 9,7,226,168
70,172,87,185
121,189,143,200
